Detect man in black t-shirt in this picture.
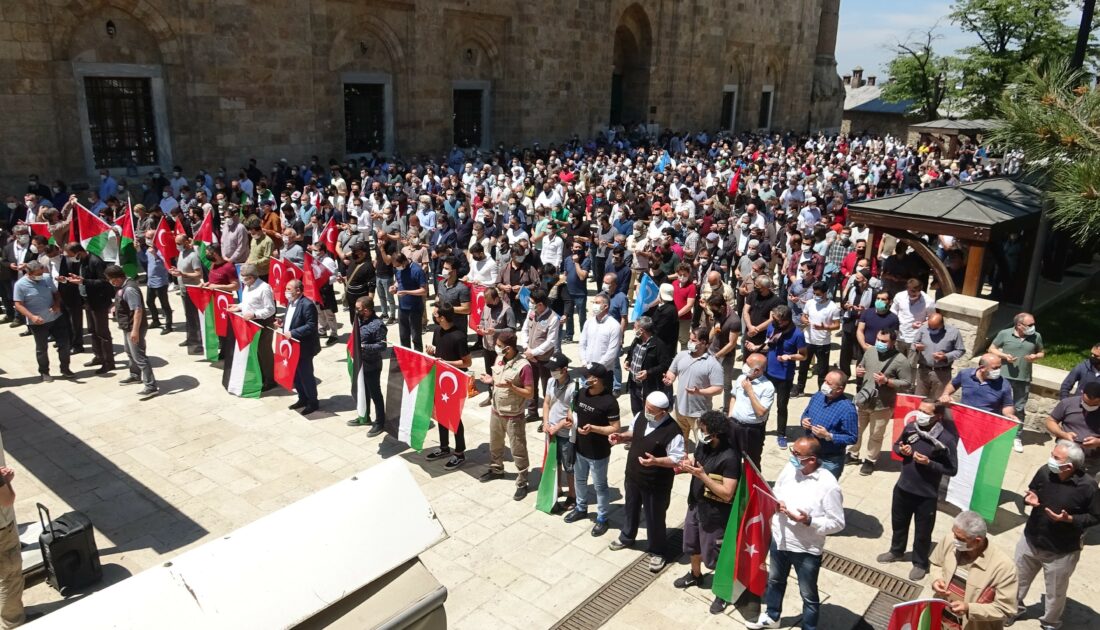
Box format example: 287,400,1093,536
425,304,472,470
742,276,782,356
564,363,620,536
674,410,742,613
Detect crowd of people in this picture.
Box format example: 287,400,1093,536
0,127,1098,629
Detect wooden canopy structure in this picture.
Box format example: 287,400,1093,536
848,178,1044,299
908,118,1002,158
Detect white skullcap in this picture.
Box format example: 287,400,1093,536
646,391,670,409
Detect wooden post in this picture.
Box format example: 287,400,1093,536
962,243,985,296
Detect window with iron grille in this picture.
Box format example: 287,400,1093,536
83,76,158,169
344,83,385,154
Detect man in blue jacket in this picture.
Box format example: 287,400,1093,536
279,279,320,415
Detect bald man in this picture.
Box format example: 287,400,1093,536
728,352,775,470
911,313,966,399
940,353,1016,419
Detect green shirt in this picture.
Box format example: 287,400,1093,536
991,327,1044,382
534,218,551,250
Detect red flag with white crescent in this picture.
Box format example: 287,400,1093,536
213,290,236,337
432,360,469,433
270,257,288,305
301,251,331,303
890,393,925,461
467,282,486,332
274,331,300,391
154,216,179,262
733,463,777,596
319,217,339,255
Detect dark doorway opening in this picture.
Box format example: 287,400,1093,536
720,91,735,131
758,90,774,130
610,73,625,126
610,5,653,127
453,89,483,148
344,83,385,153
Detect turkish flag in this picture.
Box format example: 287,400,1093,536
270,256,304,306
213,290,236,337
174,217,187,237
727,166,742,196
319,217,339,255
734,462,777,596
891,393,925,461
274,331,300,391
302,251,332,304
468,283,486,332
154,217,179,263
432,360,469,433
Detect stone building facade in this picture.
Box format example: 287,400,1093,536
0,0,844,189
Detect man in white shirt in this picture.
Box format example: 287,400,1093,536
535,182,561,211
746,436,844,630
541,229,565,269
227,263,277,391
579,295,622,373
728,353,775,469
465,243,498,285
796,281,841,397
890,277,935,367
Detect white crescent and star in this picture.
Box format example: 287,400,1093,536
903,409,920,425
157,229,170,250
216,295,229,319
278,338,293,367
438,370,458,403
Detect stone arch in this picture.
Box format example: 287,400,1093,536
54,0,180,65
327,15,407,75
453,28,503,81
610,3,654,126
884,229,958,296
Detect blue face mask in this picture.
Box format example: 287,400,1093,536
875,341,889,353
789,455,803,469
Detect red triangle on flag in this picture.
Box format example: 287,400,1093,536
394,347,435,390
186,285,212,312
229,312,259,350
950,403,1018,452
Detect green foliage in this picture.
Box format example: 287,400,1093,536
1035,292,1100,370
880,32,962,119
990,61,1100,244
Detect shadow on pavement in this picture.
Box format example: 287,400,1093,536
837,507,884,538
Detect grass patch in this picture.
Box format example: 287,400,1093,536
1036,292,1100,371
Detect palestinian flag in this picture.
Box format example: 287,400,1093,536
392,347,436,451
224,313,263,399
75,203,111,257
887,598,948,630
185,286,220,362
116,202,139,278
536,435,559,513
28,222,54,244
194,209,217,271
712,459,776,604
890,394,925,461
945,403,1019,521
347,319,368,424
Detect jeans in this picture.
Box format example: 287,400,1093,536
767,375,794,436
122,330,155,387
30,317,70,375
764,540,823,630
563,293,586,339
818,453,845,480
376,276,395,319
398,307,423,351
573,454,610,521
1009,379,1030,436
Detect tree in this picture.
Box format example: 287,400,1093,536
950,0,1079,116
989,61,1100,243
880,30,961,120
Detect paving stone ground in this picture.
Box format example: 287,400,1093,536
0,287,1096,628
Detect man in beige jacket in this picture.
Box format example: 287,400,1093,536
931,511,1018,630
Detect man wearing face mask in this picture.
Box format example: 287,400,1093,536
745,305,807,449
747,436,844,630
941,354,1016,420
168,235,204,355
104,265,157,397
856,289,900,385
990,313,1044,453
878,399,958,580
579,294,621,377
425,304,473,470
1045,381,1100,481
477,330,533,498
497,243,537,322
799,369,859,479
624,316,672,417
220,209,249,263
930,511,1017,630
1059,342,1100,399
851,328,912,475
1011,440,1100,629
13,261,72,381
674,409,743,613
728,352,775,469
275,280,320,415
564,363,621,536
63,242,115,371
226,264,277,391
520,289,561,421
796,281,840,397
542,352,578,512
1,226,35,328
911,313,966,400
607,391,683,572
663,327,725,441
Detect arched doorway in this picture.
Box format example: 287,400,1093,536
610,5,653,126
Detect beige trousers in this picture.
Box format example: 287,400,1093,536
849,407,893,463
489,410,529,486
0,522,24,629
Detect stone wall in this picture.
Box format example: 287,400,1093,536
0,0,844,192
934,293,1000,366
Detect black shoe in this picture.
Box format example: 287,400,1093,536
138,386,158,398
537,423,544,433
525,414,539,423
792,387,805,398
59,368,75,378
83,358,102,367
860,461,875,476
119,375,142,385
443,454,465,470
71,347,84,354
178,340,190,347
188,347,203,355
563,509,589,524
19,330,31,337
289,400,306,410
550,499,576,515
326,335,339,346
150,321,162,329
39,373,53,383
298,405,318,415
673,571,703,589
591,520,609,537
709,597,729,614
94,365,114,375
513,485,528,501
479,469,504,483
845,452,861,465
366,423,385,437
909,566,927,580
346,418,364,427
612,388,623,397
425,448,452,461
160,327,171,335
876,551,903,564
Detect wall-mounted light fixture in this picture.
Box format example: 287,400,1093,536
106,20,117,38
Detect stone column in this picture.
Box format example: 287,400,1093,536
935,292,999,365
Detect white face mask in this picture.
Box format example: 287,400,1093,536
5,202,15,210
1023,325,1036,336
914,411,933,427
1083,402,1099,412
644,411,659,424
952,539,970,552
601,283,612,293
285,291,295,301
1047,457,1067,474
686,341,699,354
29,245,38,255
986,368,1002,380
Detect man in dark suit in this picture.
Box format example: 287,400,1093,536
64,243,117,372
56,247,84,353
278,279,320,415
1,226,36,328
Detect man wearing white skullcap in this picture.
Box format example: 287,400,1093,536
606,389,685,573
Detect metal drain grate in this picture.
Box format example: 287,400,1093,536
862,591,905,630
821,551,923,600
551,530,683,630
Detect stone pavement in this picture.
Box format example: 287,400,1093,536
0,287,1096,628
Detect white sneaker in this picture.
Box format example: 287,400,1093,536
1013,438,1024,453
745,613,779,629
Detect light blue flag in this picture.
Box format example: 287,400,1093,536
235,264,244,302
630,274,658,323
517,285,531,311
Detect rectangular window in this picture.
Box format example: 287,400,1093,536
83,76,158,169
758,88,774,130
344,83,386,154
453,89,484,148
720,86,738,131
